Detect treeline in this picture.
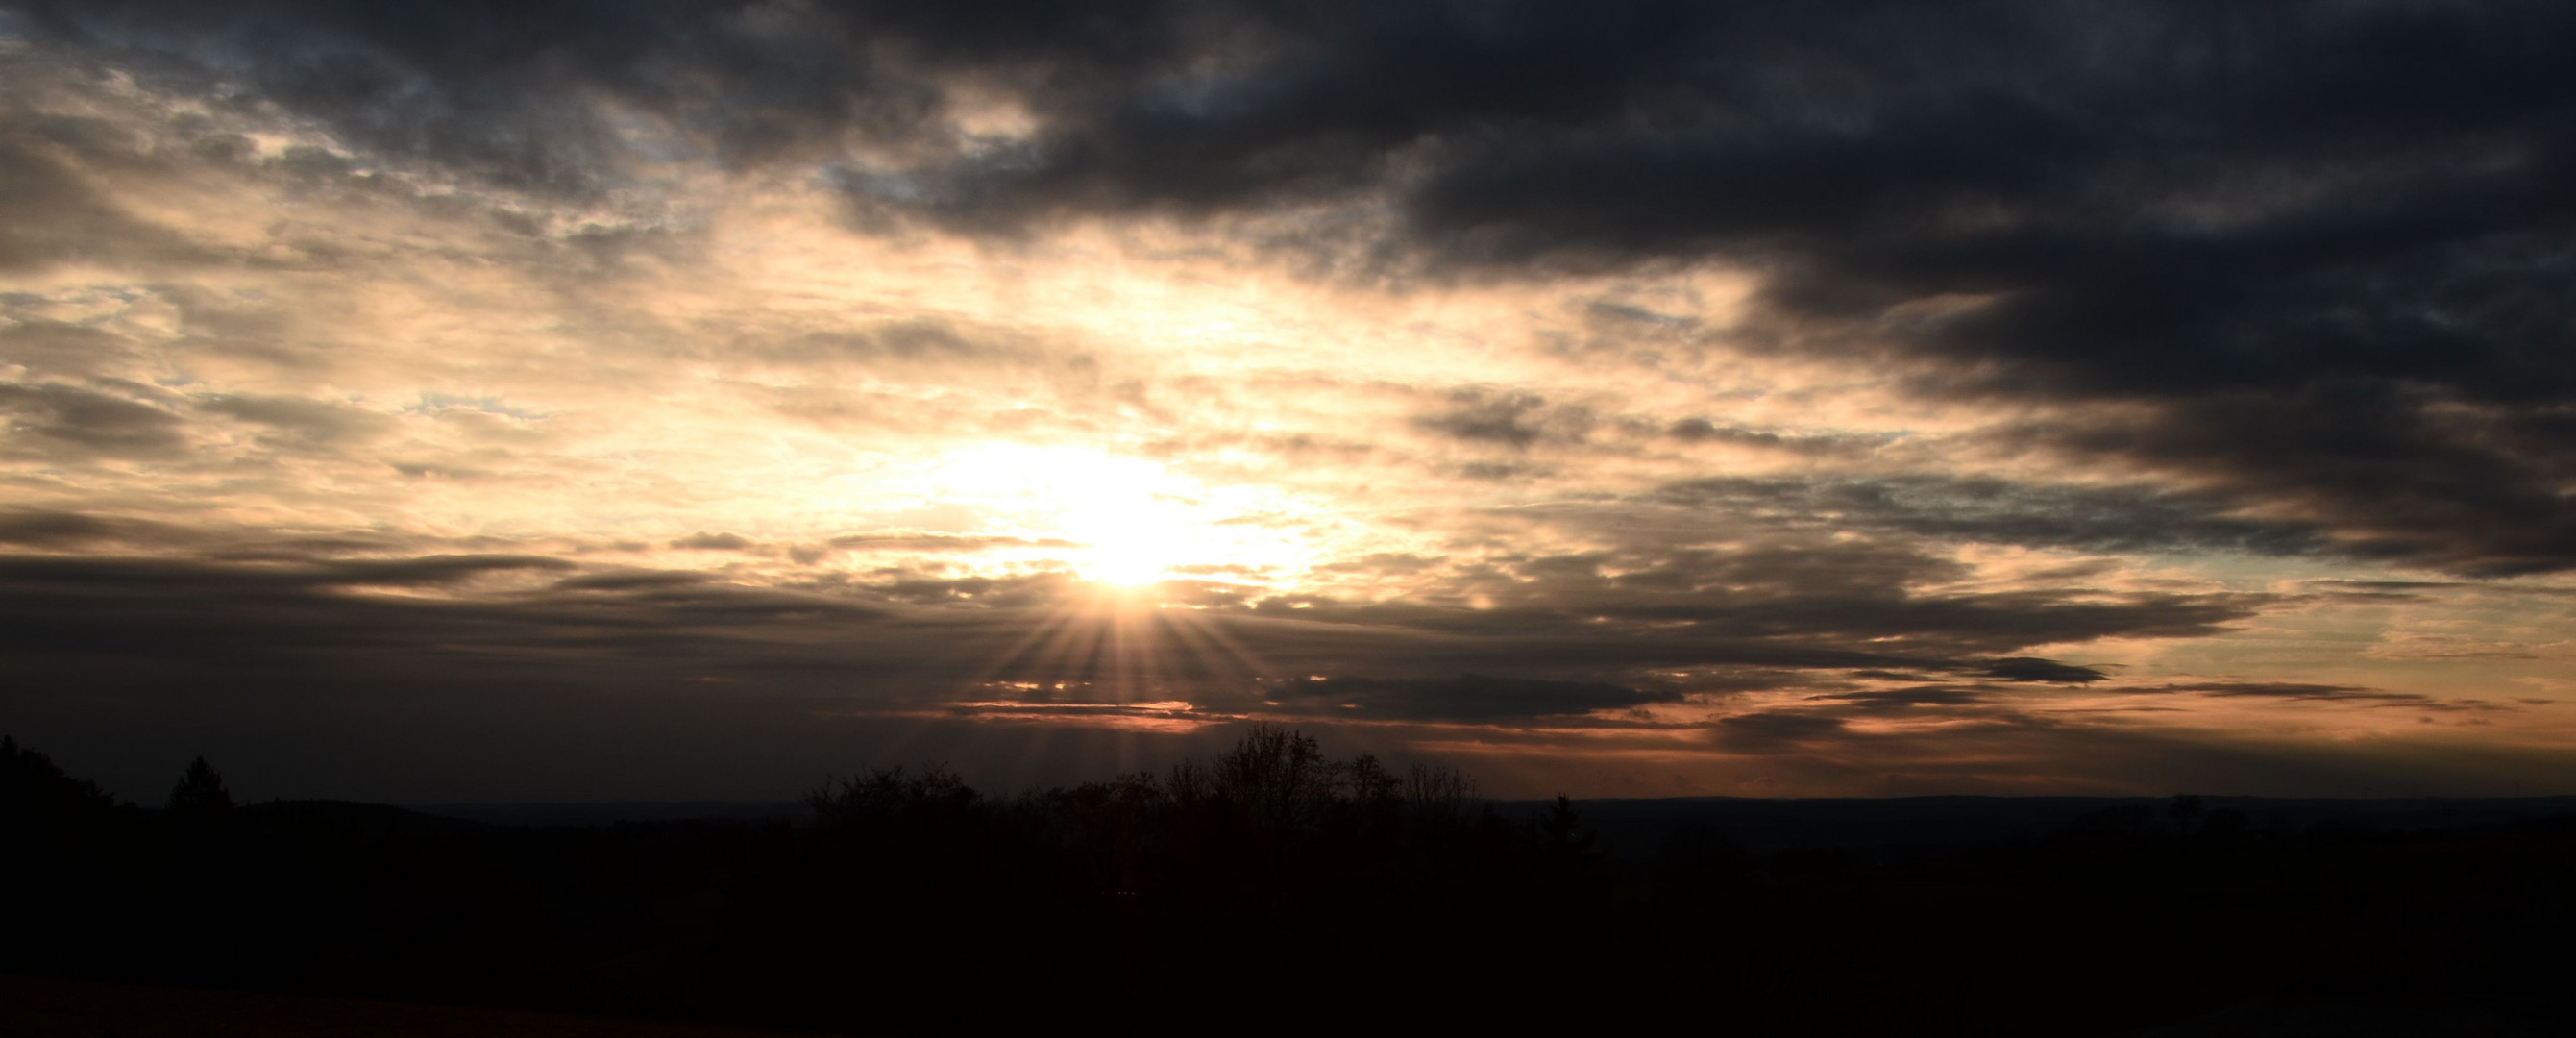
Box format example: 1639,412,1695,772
5,729,1604,1034
8,731,2576,1035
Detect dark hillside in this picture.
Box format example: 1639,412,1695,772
7,731,2572,1036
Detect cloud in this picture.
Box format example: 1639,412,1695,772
1811,685,1993,712
0,382,187,457
0,317,137,381
1263,672,1676,722
2079,680,2525,715
0,552,890,678
1992,386,2576,575
670,531,756,552
828,533,1082,552
1313,552,1442,575
198,393,397,449
1712,710,1850,752
1413,387,1592,448
1300,537,2266,659
1653,476,2325,557
19,1,2575,575
0,531,2235,720
0,510,186,548
16,2,888,195
0,110,204,271
1664,418,1883,457
313,554,574,588
5,2,2573,802
932,2,2576,575
1977,657,2107,684
2161,681,2438,706
0,538,2558,799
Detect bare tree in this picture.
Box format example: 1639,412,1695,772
165,756,233,816
1404,761,1479,825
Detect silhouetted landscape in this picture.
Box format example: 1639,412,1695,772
9,731,2572,1036
13,3,2576,1034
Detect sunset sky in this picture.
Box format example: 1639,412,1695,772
7,1,2576,803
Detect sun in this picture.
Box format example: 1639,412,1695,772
923,444,1306,588
1077,522,1183,587
1060,490,1198,587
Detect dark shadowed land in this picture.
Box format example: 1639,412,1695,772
417,792,2576,857
419,803,812,828
9,733,2573,1037
0,974,832,1038
1570,794,2576,857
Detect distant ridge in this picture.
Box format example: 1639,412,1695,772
412,801,807,828
1558,794,2576,857
402,794,2576,846
242,799,492,839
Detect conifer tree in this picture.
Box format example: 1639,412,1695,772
165,755,234,815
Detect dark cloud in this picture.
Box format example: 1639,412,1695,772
1411,386,1601,449
866,571,1080,607
0,553,893,680
2003,385,2576,575
22,2,2576,568
1399,4,2576,573
1712,710,1848,752
1313,552,1443,575
1692,706,2576,797
0,110,202,270
550,570,716,593
0,510,184,548
0,382,187,457
15,1,898,195
9,2,2570,802
198,393,396,448
1413,387,1557,447
2163,680,2436,707
1811,686,1992,712
0,544,2548,800
879,1,1745,226
0,316,137,380
1253,537,2261,672
2068,680,2517,714
1977,656,2108,684
0,513,456,561
1264,672,1674,721
0,534,2239,721
312,554,573,587
2171,680,2378,700
1664,418,1882,457
1653,475,2327,558
2300,579,2457,604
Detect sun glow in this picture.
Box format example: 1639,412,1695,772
924,444,1310,588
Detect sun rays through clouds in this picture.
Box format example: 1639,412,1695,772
4,0,2576,800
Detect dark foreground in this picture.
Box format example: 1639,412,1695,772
0,974,825,1038
9,732,2573,1036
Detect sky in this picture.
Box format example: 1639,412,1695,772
5,0,2576,803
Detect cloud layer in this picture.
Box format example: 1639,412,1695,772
3,1,2573,800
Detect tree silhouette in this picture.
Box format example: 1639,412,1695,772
1539,794,1592,854
1403,760,1479,824
5,734,121,825
10,729,2572,1036
1207,723,1335,828
165,756,234,815
1535,793,1603,899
